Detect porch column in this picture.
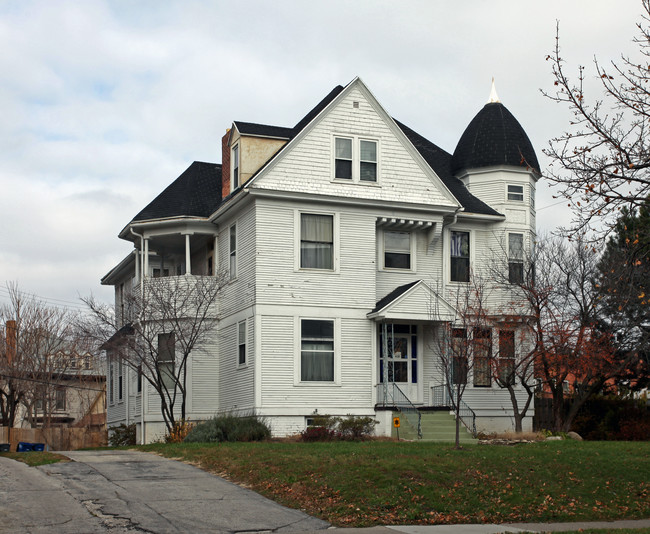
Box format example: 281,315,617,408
185,234,191,275
133,248,140,283
213,235,219,277
144,238,150,278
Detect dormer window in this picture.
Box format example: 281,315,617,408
507,184,524,202
232,144,240,189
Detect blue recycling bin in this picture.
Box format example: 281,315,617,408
0,443,10,452
17,442,33,452
32,443,45,451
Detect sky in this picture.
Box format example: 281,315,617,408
0,0,643,311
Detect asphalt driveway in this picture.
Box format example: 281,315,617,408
0,449,329,533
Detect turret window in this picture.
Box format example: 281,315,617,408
450,231,470,282
507,184,524,202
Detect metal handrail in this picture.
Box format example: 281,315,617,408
377,383,422,439
431,384,477,437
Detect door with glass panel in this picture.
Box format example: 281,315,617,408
379,324,420,403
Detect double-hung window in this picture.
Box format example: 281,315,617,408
498,330,516,385
360,140,377,182
238,320,247,366
384,231,411,269
301,319,334,382
450,231,470,282
229,224,237,280
508,233,524,284
335,138,352,179
473,328,492,387
55,387,66,411
333,136,378,183
157,332,175,391
232,144,240,189
118,358,123,401
300,213,333,270
451,328,468,385
507,184,524,202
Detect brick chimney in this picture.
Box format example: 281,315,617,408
6,320,16,365
221,129,231,198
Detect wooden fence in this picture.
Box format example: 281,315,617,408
0,426,107,452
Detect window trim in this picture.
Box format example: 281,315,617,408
295,317,340,385
237,320,247,367
380,230,415,271
295,210,339,273
332,135,380,184
507,184,525,202
508,232,525,284
108,360,115,405
449,229,471,283
231,143,240,190
229,223,237,280
118,358,124,402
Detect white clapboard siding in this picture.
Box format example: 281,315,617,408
191,338,220,415
254,200,377,309
252,86,457,209
260,314,374,410
217,319,255,412
218,205,256,318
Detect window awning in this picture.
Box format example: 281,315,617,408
367,280,457,322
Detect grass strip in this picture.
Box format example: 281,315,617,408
141,440,650,527
0,451,69,467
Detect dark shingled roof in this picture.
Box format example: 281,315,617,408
451,102,539,175
233,121,293,139
371,281,420,315
396,120,502,217
132,161,222,222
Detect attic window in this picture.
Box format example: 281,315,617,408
232,144,240,189
353,101,359,108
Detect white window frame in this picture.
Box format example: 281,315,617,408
237,320,247,367
332,135,380,184
295,210,339,273
380,230,415,271
295,316,340,385
118,358,124,402
507,184,525,202
231,143,240,191
448,229,472,283
508,232,525,284
229,223,237,280
108,359,115,405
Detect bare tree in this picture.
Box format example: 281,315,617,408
543,1,650,236
83,274,222,434
433,273,493,449
0,283,84,429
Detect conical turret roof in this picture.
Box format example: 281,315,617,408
451,86,539,175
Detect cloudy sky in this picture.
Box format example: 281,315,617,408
0,0,643,310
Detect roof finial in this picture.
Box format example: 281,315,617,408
488,77,500,103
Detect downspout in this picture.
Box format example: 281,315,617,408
130,227,147,444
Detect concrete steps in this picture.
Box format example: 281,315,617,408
391,410,478,443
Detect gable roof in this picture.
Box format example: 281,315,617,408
233,121,293,139
395,120,502,217
368,280,457,321
132,161,222,222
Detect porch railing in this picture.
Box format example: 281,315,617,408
377,383,422,439
431,384,477,437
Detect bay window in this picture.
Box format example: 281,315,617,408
508,233,524,284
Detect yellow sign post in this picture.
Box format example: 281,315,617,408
393,417,400,440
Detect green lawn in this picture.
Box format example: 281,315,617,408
141,440,650,527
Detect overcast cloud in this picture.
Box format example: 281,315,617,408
0,0,643,309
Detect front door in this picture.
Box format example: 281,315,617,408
379,324,420,403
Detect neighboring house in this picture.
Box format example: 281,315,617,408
22,353,106,431
102,77,539,442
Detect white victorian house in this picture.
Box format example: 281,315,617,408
102,78,539,443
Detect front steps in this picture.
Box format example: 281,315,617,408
391,409,478,444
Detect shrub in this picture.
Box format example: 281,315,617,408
300,415,378,442
165,420,195,443
184,414,271,443
337,416,378,440
109,423,136,447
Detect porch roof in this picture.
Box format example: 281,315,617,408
367,280,457,322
